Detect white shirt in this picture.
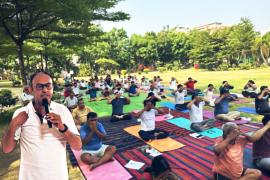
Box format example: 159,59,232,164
80,82,86,88
20,92,33,103
14,101,79,180
170,80,177,90
64,96,78,108
174,91,185,104
204,89,214,101
72,86,80,95
189,102,205,123
140,109,158,131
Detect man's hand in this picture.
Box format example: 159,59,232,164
12,111,28,128
265,119,270,128
227,128,240,141
89,121,96,130
46,113,64,130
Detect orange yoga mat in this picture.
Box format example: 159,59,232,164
124,125,185,152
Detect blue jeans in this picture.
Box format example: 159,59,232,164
255,158,270,171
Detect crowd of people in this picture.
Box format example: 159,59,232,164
1,70,270,180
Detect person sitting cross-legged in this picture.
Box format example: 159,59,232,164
107,90,132,122
64,91,78,111
172,84,188,111
187,95,215,132
128,81,140,97
136,100,169,141
72,99,93,129
212,121,270,180
214,89,240,121
255,86,270,115
253,114,270,172
80,112,116,171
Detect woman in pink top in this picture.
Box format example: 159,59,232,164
213,121,270,180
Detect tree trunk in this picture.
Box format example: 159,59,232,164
44,54,48,71
260,46,267,64
17,42,27,85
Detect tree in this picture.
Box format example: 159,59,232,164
227,18,258,64
0,0,129,84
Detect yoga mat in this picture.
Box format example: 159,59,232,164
166,93,174,97
71,149,132,180
124,125,185,152
167,118,223,138
160,102,190,113
203,110,215,119
155,114,174,122
237,107,257,114
234,118,250,125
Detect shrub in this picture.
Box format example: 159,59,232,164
239,63,252,70
259,63,269,69
157,67,166,73
12,80,21,87
0,89,17,107
143,68,151,74
121,70,127,75
218,63,229,71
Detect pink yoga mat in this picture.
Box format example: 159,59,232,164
155,115,168,122
234,119,250,125
203,110,215,119
72,149,132,180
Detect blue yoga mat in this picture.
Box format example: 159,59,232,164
167,117,223,138
237,107,257,114
160,102,189,113
166,94,174,97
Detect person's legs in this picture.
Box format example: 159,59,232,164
153,129,169,139
139,130,154,141
123,113,132,120
255,158,270,171
239,168,261,180
216,114,233,121
89,145,117,171
175,103,188,111
190,122,204,132
110,115,120,122
227,111,241,120
80,153,100,165
242,91,249,98
249,92,258,98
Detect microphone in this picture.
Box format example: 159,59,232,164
42,98,52,128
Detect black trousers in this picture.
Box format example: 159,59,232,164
242,91,257,98
110,113,132,122
175,103,189,111
138,129,169,141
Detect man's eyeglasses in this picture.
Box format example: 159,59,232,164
36,83,53,90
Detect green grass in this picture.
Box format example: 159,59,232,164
83,93,163,117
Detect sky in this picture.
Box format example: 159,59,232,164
98,0,270,36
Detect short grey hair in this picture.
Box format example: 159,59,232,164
222,122,238,139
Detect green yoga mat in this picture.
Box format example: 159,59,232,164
83,93,162,117
167,117,223,138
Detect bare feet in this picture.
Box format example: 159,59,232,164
89,163,97,171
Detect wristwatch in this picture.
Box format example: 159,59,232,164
59,124,68,133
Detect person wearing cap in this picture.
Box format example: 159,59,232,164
187,95,215,132
128,81,140,97
80,112,116,171
107,90,132,122
212,121,270,179
253,114,270,172
214,89,240,121
20,86,34,106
